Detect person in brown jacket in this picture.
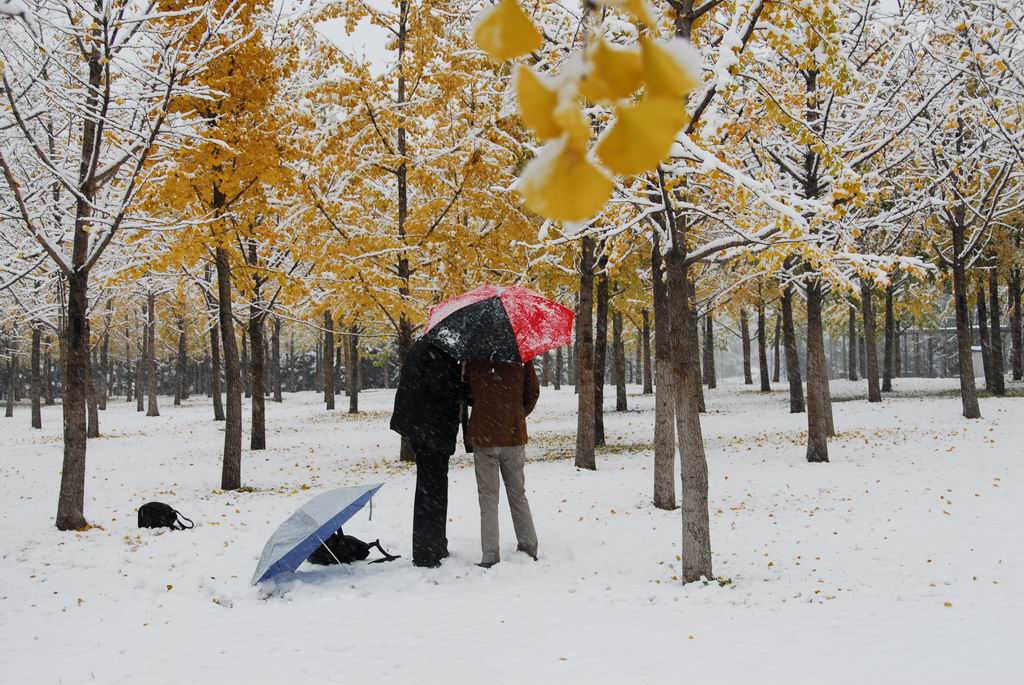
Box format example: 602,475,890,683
465,357,540,567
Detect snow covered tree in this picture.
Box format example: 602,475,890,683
0,0,244,528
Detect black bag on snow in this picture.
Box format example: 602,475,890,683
307,527,399,565
138,502,194,530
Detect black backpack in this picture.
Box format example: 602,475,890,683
138,502,194,530
307,527,399,565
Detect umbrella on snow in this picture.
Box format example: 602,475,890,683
251,483,384,585
424,284,573,363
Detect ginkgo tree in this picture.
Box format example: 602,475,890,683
0,0,245,529
917,0,1024,419
132,0,301,489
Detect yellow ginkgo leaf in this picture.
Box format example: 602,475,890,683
579,40,643,103
594,0,657,29
518,137,613,222
474,0,543,62
595,95,688,176
553,99,591,151
640,36,702,98
515,66,561,139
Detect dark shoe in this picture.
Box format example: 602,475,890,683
413,559,441,569
517,545,538,561
476,561,499,569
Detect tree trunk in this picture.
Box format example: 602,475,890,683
1011,269,1023,381
99,304,110,410
136,312,146,413
86,340,99,438
263,336,270,397
781,285,805,413
950,217,981,416
642,308,653,394
55,271,89,530
575,237,597,470
241,329,250,399
31,327,42,428
651,230,675,509
348,325,360,414
687,280,705,413
772,314,781,382
13,352,21,403
860,280,881,403
848,305,859,381
145,292,159,417
541,351,550,387
613,311,627,411
554,346,562,390
210,322,224,421
45,337,54,405
272,317,283,402
5,353,15,418
175,317,186,406
976,275,993,392
123,326,131,403
215,247,243,489
805,282,830,462
757,302,770,392
740,308,753,385
342,335,350,397
323,311,335,410
593,272,609,446
249,307,266,450
665,221,712,582
702,314,717,389
396,0,415,464
988,268,1005,396
882,283,895,392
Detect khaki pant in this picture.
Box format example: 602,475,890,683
473,445,537,564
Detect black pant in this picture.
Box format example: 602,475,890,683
412,449,450,564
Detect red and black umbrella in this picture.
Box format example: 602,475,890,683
423,285,574,363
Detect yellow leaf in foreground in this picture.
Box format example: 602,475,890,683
474,0,543,62
516,66,561,139
641,36,702,98
518,138,613,222
595,96,688,176
579,40,643,103
553,99,592,151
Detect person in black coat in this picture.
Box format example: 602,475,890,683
390,336,466,567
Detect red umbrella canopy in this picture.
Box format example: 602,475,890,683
425,285,574,363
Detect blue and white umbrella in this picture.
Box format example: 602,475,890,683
251,483,384,585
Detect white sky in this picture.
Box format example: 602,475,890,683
315,2,394,77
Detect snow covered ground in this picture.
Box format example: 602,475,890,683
2,378,1022,684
